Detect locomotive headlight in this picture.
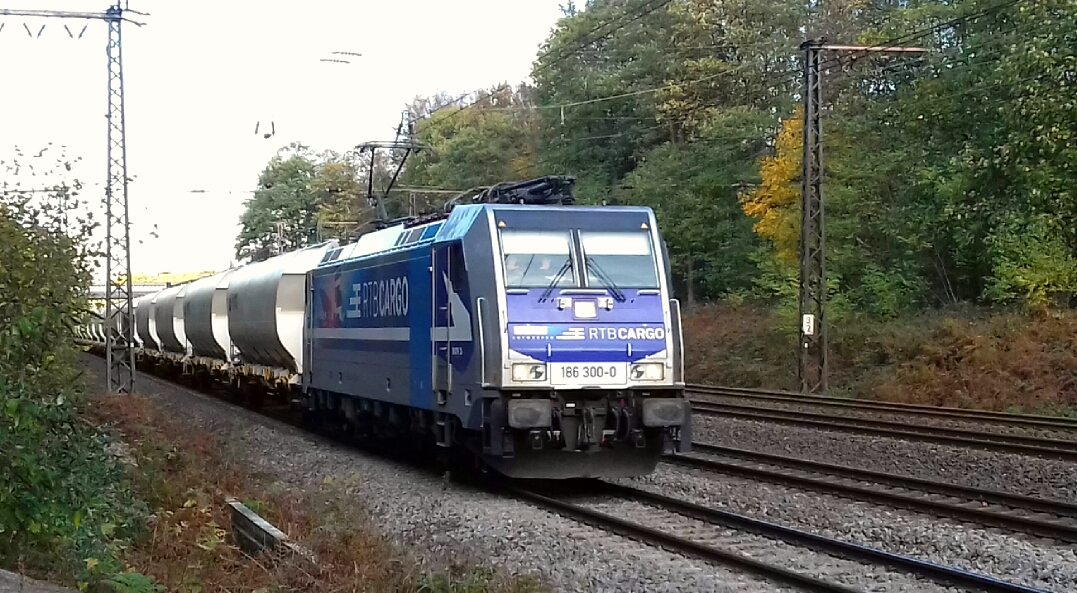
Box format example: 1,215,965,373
630,363,664,381
573,300,597,318
512,363,547,382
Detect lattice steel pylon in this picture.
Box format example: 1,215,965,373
0,3,145,393
797,39,826,394
103,4,135,393
796,39,926,394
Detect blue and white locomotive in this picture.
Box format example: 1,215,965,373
83,176,692,479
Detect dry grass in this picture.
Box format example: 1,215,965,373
683,303,1077,414
87,393,544,593
683,302,799,390
869,309,1077,413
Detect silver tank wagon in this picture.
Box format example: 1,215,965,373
183,271,235,360
226,241,337,373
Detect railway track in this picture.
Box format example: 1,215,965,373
100,354,1057,592
690,400,1077,461
517,481,1048,593
688,384,1077,432
665,443,1077,543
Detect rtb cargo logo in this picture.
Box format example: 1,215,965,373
512,325,666,341
346,275,409,319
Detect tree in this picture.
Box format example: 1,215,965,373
621,108,773,303
310,151,371,242
235,144,319,262
243,0,1077,313
531,0,686,201
525,0,810,294
739,107,802,265
844,0,1077,308
404,84,539,196
236,141,415,255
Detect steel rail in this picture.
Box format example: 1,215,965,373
687,443,1077,517
692,401,1077,461
530,483,1048,593
665,446,1077,543
512,487,861,593
688,384,1077,431
98,351,1049,593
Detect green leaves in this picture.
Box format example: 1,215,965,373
1,162,146,583
236,143,408,258
248,0,1076,313
405,84,539,195
984,213,1077,306
102,572,165,593
235,145,321,263
620,108,773,301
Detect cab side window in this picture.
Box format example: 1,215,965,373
449,244,466,290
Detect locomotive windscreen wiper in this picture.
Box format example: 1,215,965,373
539,259,573,302
585,257,626,302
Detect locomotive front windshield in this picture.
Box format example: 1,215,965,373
501,229,576,288
499,228,660,290
580,231,659,289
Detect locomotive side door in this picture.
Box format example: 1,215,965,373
431,243,451,405
432,242,469,406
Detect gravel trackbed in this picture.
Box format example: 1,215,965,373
81,355,782,593
83,355,1077,592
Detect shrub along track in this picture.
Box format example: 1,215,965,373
90,349,1054,593
665,443,1077,543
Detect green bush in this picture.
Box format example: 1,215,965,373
0,154,146,587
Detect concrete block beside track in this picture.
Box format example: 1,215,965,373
0,569,77,593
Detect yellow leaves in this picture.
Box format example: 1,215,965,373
196,522,227,552
740,107,803,262
655,52,731,136
508,154,538,179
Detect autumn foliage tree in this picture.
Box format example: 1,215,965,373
739,107,802,266
235,145,397,261
404,84,539,193
242,0,1077,313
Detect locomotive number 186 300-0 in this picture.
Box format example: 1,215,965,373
550,363,628,386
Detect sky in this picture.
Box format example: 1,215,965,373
0,0,568,281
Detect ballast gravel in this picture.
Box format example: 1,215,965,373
80,355,783,593
580,497,962,593
694,414,1077,503
86,352,1077,592
617,462,1077,593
